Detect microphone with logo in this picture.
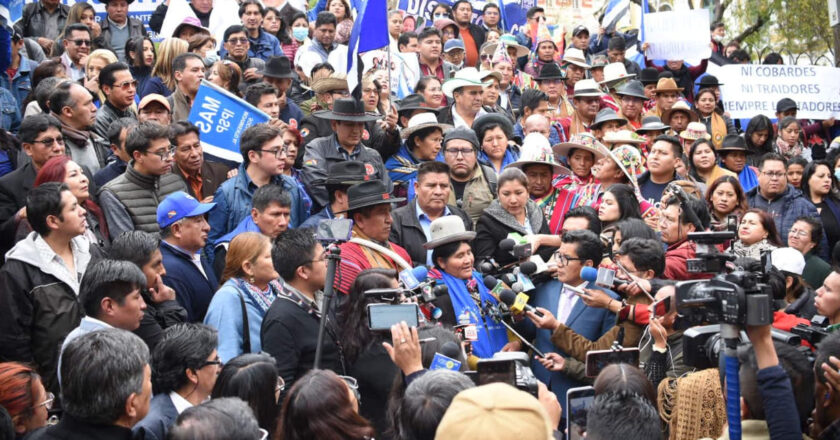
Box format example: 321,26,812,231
498,289,544,317
579,266,629,290
430,341,465,371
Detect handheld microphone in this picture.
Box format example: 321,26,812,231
483,275,511,298
430,341,464,371
499,239,516,252
518,261,538,276
499,272,518,287
580,266,628,289
399,266,428,290
440,341,462,359
499,289,544,317
511,282,524,293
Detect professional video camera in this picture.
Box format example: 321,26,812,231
791,315,830,346
675,231,774,328
476,352,540,397
396,266,449,305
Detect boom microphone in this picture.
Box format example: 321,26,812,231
498,289,544,317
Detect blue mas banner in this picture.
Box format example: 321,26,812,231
398,0,535,34
188,80,270,163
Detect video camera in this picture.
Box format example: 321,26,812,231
396,266,449,305
476,352,539,397
791,315,830,346
675,232,774,328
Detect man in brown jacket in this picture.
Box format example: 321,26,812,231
169,121,231,202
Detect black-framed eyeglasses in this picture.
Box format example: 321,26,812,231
71,39,91,47
31,136,65,147
553,252,587,266
259,147,288,158
147,146,176,160
200,359,223,369
444,147,476,157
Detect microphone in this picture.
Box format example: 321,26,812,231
430,341,464,371
498,289,544,317
499,272,518,287
580,266,628,289
519,261,538,276
499,239,516,252
399,266,428,290
483,275,511,298
511,282,524,293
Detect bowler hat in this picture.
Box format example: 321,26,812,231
346,180,405,212
314,98,382,122
260,56,294,79
639,67,659,86
696,74,723,88
313,161,372,186
423,215,477,249
535,63,565,81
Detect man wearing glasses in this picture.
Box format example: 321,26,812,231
441,127,497,223
207,124,307,249
222,25,266,89
100,122,188,238
93,62,137,142
0,114,67,259
59,23,91,81
746,152,825,251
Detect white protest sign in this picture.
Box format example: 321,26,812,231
717,64,840,120
643,9,711,61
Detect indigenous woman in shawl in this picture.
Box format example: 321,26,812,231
717,134,759,192
693,88,736,150
385,113,452,201
424,216,509,359
549,134,604,226
776,117,809,161
474,113,520,174
508,133,572,235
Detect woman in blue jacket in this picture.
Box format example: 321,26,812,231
204,232,281,363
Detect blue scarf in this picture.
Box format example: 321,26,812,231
479,147,520,174
385,144,446,202
436,269,509,358
738,166,759,193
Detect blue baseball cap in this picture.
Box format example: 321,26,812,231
157,191,216,228
444,39,466,53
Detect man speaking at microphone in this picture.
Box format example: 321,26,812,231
510,230,618,410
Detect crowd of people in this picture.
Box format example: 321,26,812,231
1,0,840,439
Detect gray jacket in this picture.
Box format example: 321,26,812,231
14,1,69,39
100,164,187,237
301,135,390,209
98,17,148,54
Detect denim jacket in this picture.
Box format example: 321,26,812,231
0,56,33,109
0,88,21,134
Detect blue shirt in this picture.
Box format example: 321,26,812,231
416,201,451,266
333,136,361,160
280,101,304,126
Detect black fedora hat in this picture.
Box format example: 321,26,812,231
314,98,383,122
696,74,723,88
615,80,647,100
639,67,659,86
397,93,440,115
313,161,372,186
717,134,751,154
259,56,294,79
346,180,405,212
535,63,565,81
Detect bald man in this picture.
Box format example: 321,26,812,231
524,114,551,139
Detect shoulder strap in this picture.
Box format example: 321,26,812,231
238,292,250,354
348,237,412,270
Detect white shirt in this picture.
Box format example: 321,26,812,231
169,391,193,415
451,106,488,129
557,282,586,324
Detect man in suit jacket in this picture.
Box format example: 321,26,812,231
390,161,473,266
514,229,618,411
169,121,231,202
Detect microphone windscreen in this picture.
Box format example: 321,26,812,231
411,265,429,280
440,341,462,359
483,275,498,290
479,261,495,273
519,261,538,275
498,289,517,306
580,266,599,283
499,239,515,251
511,282,524,293
500,273,518,286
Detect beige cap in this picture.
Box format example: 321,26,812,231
138,93,170,111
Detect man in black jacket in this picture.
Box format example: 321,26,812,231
451,0,485,68
28,329,152,440
0,114,67,261
390,161,472,266
0,182,92,396
149,0,213,33
262,228,342,389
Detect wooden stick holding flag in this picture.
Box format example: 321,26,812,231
347,0,389,98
